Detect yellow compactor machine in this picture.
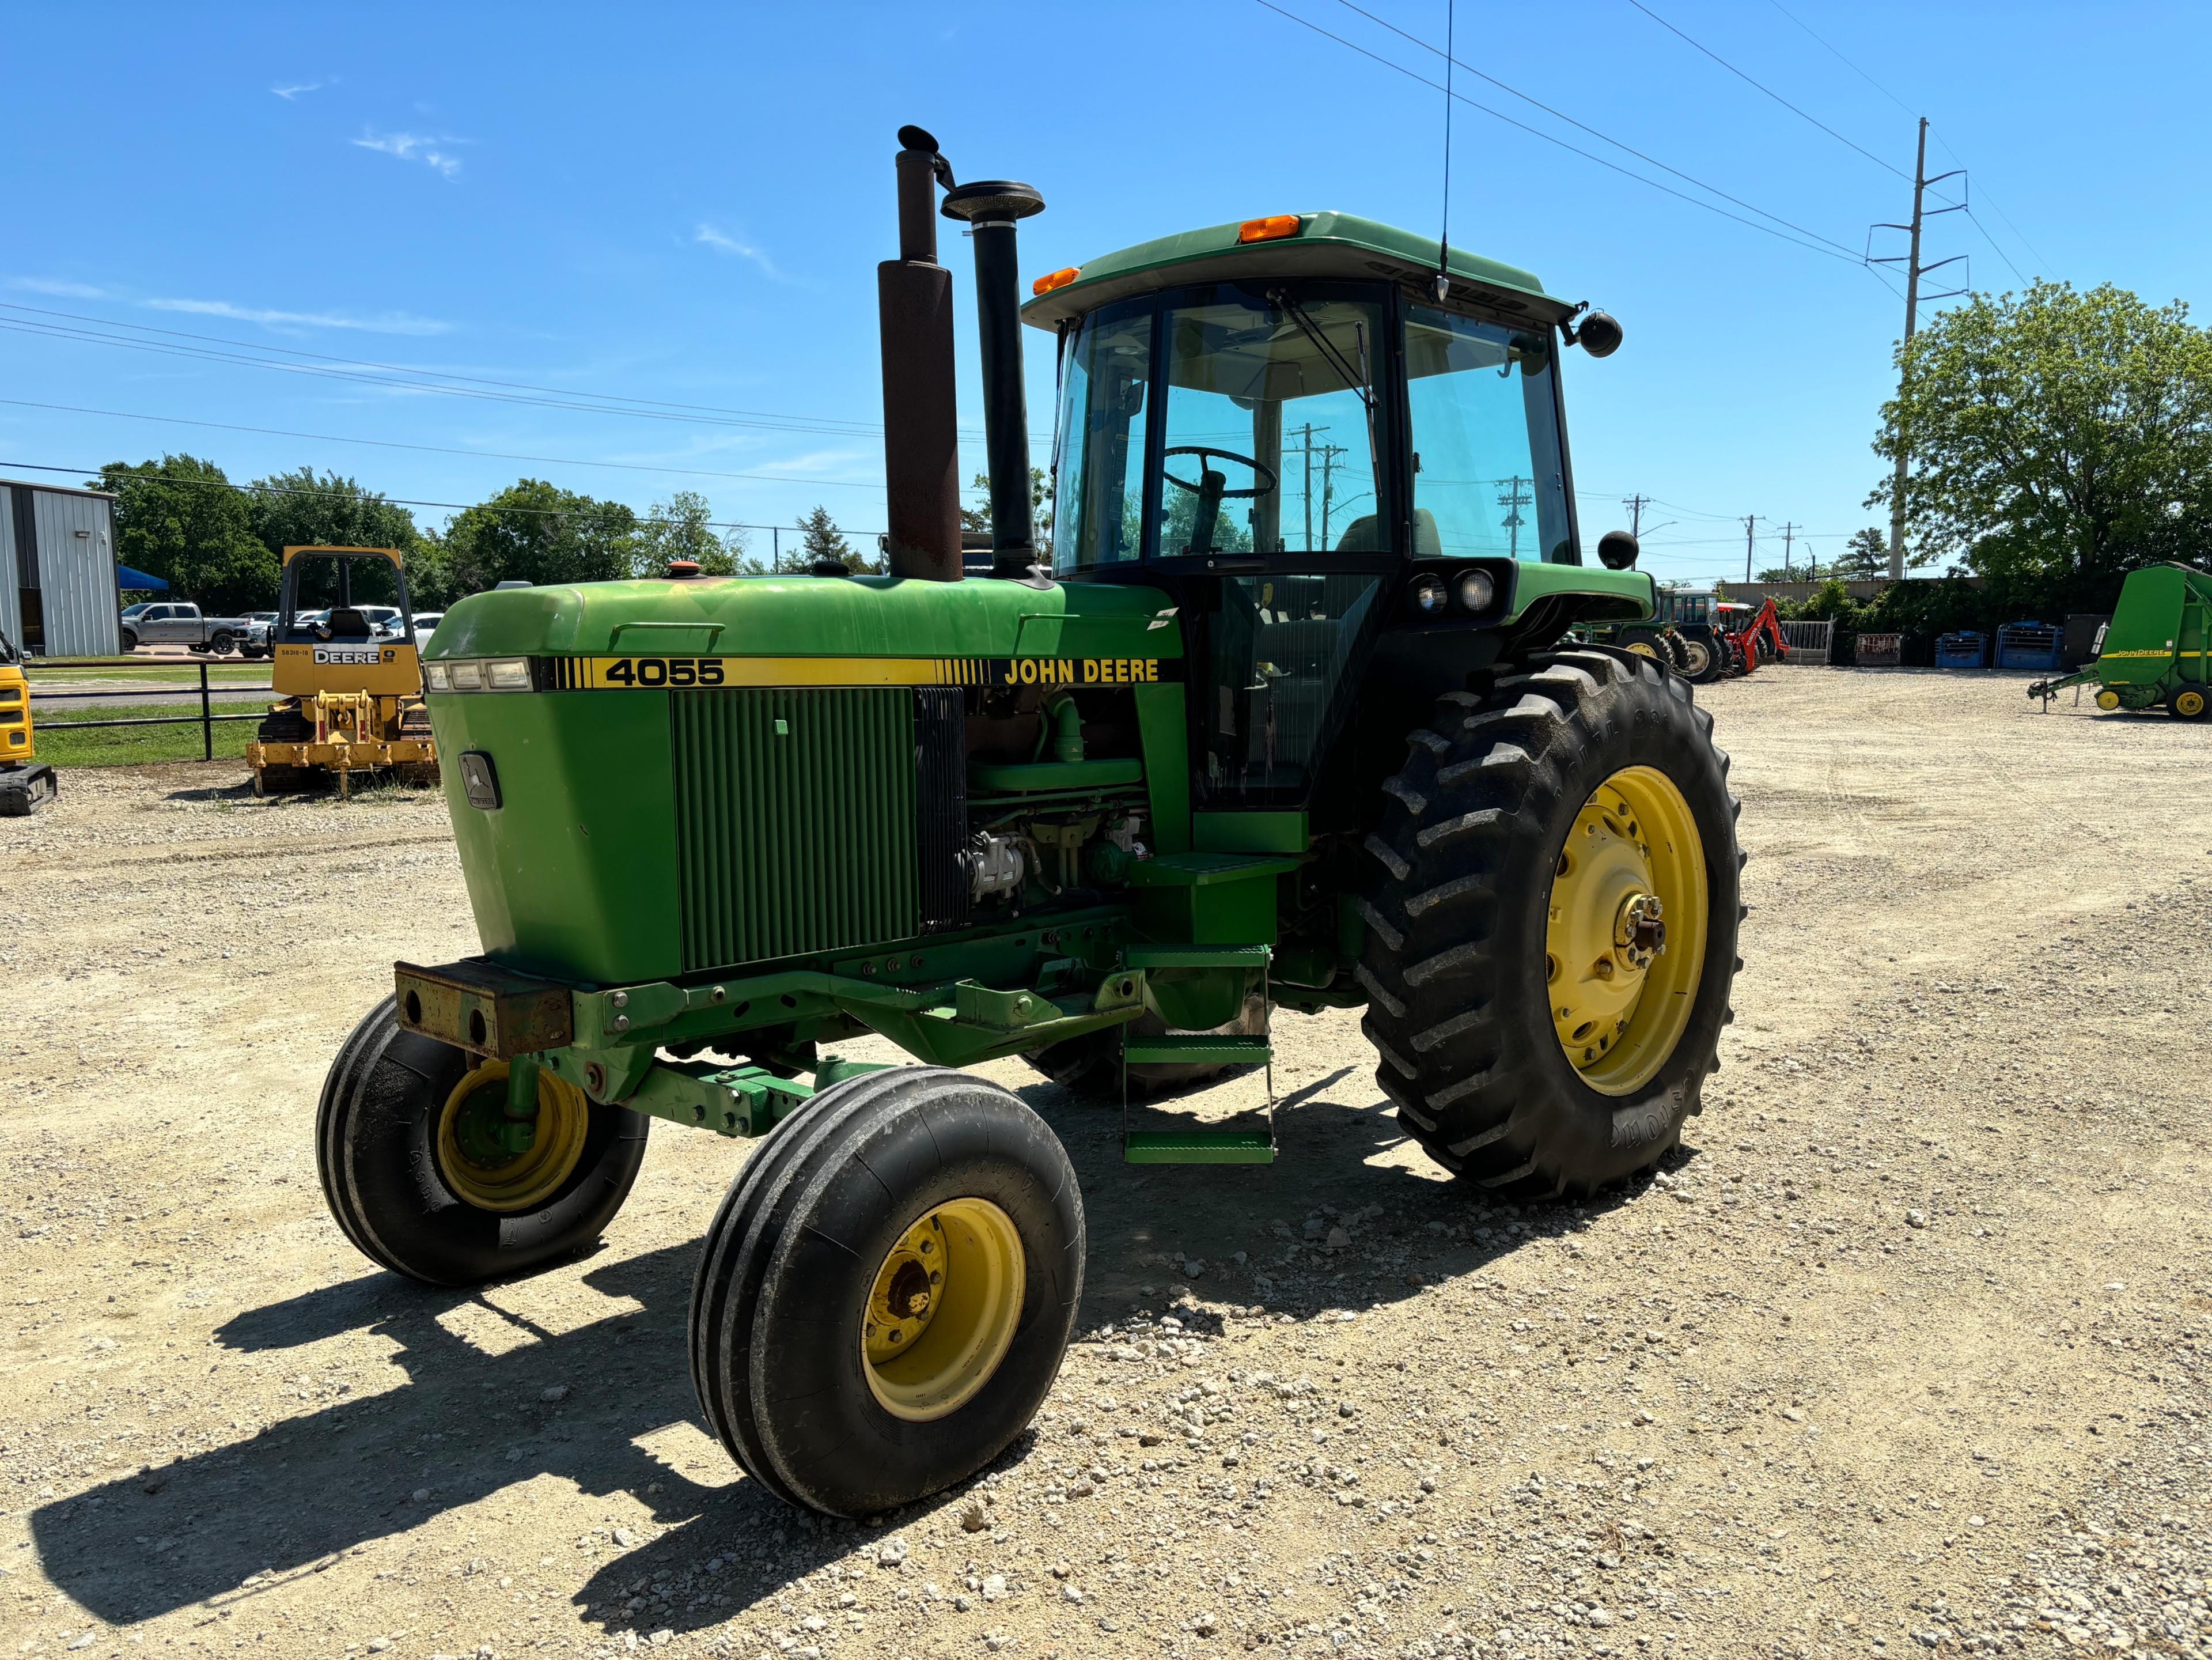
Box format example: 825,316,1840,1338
248,545,437,797
0,625,55,815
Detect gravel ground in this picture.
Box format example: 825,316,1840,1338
2,667,2207,1660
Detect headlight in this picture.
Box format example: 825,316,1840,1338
423,663,450,692
448,661,484,691
1407,574,1449,617
486,658,531,690
1457,570,1497,612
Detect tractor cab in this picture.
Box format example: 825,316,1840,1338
1024,214,1622,812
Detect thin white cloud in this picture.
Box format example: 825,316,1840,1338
757,448,869,474
354,131,464,179
6,277,107,299
145,297,452,336
695,224,784,280
271,81,323,100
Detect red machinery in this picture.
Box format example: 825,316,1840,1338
1715,598,1789,674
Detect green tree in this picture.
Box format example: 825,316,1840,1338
247,465,440,607
635,491,761,576
1833,527,1890,578
958,467,1055,542
1874,280,2212,614
89,454,278,612
444,479,640,593
796,505,870,574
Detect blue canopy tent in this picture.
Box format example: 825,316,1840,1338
118,566,168,591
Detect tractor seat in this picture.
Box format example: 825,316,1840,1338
321,607,376,639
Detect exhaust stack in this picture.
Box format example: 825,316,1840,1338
877,126,963,583
941,179,1046,581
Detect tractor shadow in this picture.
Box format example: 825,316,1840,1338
29,1049,1701,1637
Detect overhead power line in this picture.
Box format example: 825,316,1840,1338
1328,0,1865,258
0,302,1054,446
1254,0,1865,266
1621,0,1910,181
0,397,888,491
0,457,886,540
1759,1,2054,281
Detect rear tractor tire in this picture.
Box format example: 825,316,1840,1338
1358,647,1741,1201
316,997,649,1285
690,1067,1082,1517
2167,686,2207,720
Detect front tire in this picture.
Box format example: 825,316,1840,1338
1357,648,1741,1200
1681,635,1719,683
690,1067,1082,1517
119,629,139,653
316,997,648,1285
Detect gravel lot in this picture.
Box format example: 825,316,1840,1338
2,667,2207,1660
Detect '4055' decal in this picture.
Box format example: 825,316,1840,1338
569,655,1179,690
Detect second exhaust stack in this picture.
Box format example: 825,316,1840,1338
942,178,1046,581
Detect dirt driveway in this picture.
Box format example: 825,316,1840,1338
2,668,2206,1660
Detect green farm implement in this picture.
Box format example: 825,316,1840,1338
316,126,1744,1518
2029,562,2212,718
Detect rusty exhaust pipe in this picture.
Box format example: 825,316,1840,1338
877,125,962,582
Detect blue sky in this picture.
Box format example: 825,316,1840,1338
5,2,2203,584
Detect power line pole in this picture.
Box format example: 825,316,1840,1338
1743,515,1757,585
1622,493,1650,536
1778,521,1798,580
1498,475,1532,559
1871,116,1968,582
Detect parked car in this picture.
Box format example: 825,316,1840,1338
412,611,445,650
118,602,253,656
239,611,279,659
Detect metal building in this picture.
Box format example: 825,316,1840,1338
0,479,122,656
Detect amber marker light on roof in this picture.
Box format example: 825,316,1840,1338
1031,267,1081,297
1237,215,1302,243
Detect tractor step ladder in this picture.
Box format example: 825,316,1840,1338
1119,945,1276,1165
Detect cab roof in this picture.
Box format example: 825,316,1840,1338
1020,211,1568,330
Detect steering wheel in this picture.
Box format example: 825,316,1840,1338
1162,446,1280,499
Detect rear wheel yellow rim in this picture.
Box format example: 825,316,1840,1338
1544,767,1710,1096
435,1061,590,1213
2177,689,2205,717
862,1198,1025,1423
1626,641,1659,659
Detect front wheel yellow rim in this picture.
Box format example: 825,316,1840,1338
2096,688,2122,710
862,1198,1025,1423
435,1061,591,1213
1544,766,1710,1096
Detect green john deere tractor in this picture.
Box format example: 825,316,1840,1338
316,126,1743,1519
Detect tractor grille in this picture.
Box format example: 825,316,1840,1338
670,687,919,973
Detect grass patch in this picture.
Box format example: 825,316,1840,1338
32,704,259,767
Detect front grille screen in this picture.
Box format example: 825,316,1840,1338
671,687,919,972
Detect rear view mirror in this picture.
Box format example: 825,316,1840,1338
1597,530,1640,571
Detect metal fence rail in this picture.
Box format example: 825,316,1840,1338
23,657,270,761
1774,620,1834,664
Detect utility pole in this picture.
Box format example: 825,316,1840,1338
1622,493,1650,537
1743,515,1757,585
1870,116,1967,581
1778,521,1798,581
1291,421,1317,550
1317,441,1349,548
1498,475,1532,559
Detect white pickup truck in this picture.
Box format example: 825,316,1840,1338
119,602,255,655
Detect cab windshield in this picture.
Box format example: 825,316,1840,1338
1050,282,1575,573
